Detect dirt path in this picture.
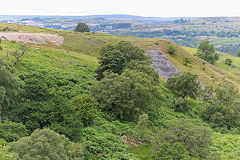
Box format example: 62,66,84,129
146,49,180,79
0,32,64,45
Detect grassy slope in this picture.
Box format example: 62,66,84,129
2,23,240,159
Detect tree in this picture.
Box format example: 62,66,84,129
156,119,212,159
134,114,151,143
224,58,233,66
96,41,150,80
167,45,177,55
74,22,90,32
237,50,240,57
196,40,219,64
71,94,98,126
0,121,28,142
91,70,161,121
201,81,240,131
0,59,18,121
166,72,201,99
10,128,84,160
152,142,191,160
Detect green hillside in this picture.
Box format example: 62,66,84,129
1,23,240,160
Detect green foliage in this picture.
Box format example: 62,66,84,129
156,119,212,159
152,142,191,160
210,133,240,159
166,72,201,99
201,81,240,131
167,45,177,55
196,40,219,64
125,60,159,83
82,121,137,159
91,69,161,121
96,41,149,80
183,57,192,66
173,97,190,112
0,59,18,121
10,128,83,160
237,50,240,57
224,58,233,66
0,121,28,142
0,143,18,160
74,22,90,32
134,114,151,143
71,94,98,126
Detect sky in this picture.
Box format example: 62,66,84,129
0,0,240,17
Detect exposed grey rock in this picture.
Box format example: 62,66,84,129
146,49,180,79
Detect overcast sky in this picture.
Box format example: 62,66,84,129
1,0,240,17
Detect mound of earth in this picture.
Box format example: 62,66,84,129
146,49,180,79
0,32,64,45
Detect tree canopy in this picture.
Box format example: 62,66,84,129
74,22,90,32
196,40,219,64
95,41,150,80
0,60,18,121
166,72,201,99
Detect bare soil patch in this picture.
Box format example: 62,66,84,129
0,32,64,45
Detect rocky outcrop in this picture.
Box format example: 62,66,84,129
146,49,180,79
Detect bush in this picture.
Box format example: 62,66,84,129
224,58,233,66
0,121,28,142
71,94,98,126
173,97,191,112
91,70,161,121
152,142,191,160
156,119,212,159
95,41,149,80
196,40,219,64
74,22,90,32
166,72,201,99
10,128,84,160
183,57,192,66
167,45,176,55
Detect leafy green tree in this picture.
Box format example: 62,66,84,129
201,81,240,131
71,94,98,126
224,58,233,66
152,142,191,160
0,121,28,142
134,114,151,143
196,40,219,64
125,60,159,83
91,70,160,121
173,97,191,112
96,41,150,80
74,22,90,32
10,128,83,160
156,119,212,159
0,60,18,121
167,45,177,55
166,72,201,99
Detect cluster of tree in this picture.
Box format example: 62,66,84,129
2,38,240,159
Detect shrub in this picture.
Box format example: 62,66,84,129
74,22,90,32
0,121,28,142
166,72,201,99
224,58,233,66
167,45,176,55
